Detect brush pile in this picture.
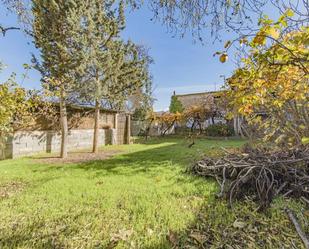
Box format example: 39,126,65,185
191,145,309,210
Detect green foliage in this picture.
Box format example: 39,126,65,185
169,95,184,113
205,124,234,137
72,0,152,110
132,107,147,121
32,0,88,158
32,0,88,101
0,138,305,248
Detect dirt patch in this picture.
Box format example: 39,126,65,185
0,181,26,199
35,150,121,164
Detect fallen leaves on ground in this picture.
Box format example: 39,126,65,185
0,181,26,199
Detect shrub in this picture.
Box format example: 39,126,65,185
205,124,234,137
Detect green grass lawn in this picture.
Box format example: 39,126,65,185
0,137,307,248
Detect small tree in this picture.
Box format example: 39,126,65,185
224,12,309,147
169,95,184,113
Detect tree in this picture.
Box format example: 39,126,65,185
74,0,153,153
156,112,182,136
169,94,184,113
1,0,32,35
32,0,85,158
225,13,309,147
129,0,308,41
75,0,124,153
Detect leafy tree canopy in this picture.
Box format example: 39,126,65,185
225,12,309,147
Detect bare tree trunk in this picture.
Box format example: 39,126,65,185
238,116,246,138
233,115,238,136
93,99,100,153
60,88,68,158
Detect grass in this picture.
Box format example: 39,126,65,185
0,137,307,248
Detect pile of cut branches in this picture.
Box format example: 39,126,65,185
191,146,309,210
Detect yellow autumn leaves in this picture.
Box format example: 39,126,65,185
224,11,309,146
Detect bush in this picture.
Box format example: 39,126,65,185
205,124,234,137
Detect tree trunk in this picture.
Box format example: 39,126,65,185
60,88,68,158
93,99,100,153
238,116,246,138
233,115,238,136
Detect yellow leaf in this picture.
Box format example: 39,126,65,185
268,27,280,39
301,137,309,145
286,9,294,17
219,53,228,63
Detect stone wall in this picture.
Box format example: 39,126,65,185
0,128,118,159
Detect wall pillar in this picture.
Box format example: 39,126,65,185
114,114,118,129
113,114,118,145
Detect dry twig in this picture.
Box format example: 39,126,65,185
191,146,309,210
285,208,309,249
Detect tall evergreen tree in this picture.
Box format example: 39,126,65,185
32,0,85,158
76,0,152,153
74,0,124,153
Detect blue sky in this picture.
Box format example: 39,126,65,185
1,4,242,111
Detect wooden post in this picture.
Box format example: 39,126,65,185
126,114,131,144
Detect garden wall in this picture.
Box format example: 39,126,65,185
0,129,118,159
0,109,132,159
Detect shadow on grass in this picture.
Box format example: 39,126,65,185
38,137,240,178
2,137,249,249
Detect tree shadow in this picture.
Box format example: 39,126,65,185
3,137,247,248
34,138,211,185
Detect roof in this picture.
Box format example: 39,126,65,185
174,90,225,110
49,102,130,114
67,104,119,114
175,90,226,98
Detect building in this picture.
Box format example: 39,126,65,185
175,90,228,129
0,105,131,159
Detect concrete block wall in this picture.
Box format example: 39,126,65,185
1,128,118,159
